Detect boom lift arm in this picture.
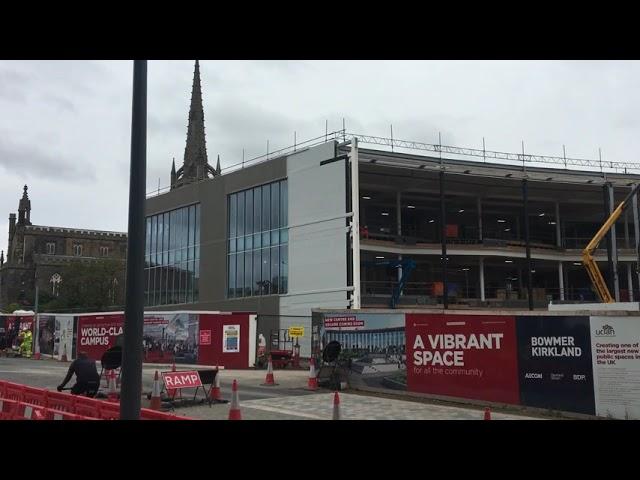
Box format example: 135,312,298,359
363,258,417,308
583,184,640,303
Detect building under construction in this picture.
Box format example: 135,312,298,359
144,61,640,355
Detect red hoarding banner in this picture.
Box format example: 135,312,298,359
199,330,211,345
162,371,202,389
77,314,124,360
4,315,35,333
197,314,250,369
324,316,365,329
405,314,520,404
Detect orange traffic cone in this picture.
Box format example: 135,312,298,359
332,391,341,420
210,366,222,402
261,355,278,386
307,358,318,391
228,379,242,420
484,407,491,420
149,371,162,411
107,370,119,402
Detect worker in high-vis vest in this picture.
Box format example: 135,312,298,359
19,329,32,358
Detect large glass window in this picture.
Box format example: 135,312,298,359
228,179,288,298
144,203,200,306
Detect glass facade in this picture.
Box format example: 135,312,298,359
145,203,200,306
228,179,288,298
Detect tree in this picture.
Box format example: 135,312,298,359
4,302,22,313
42,259,124,312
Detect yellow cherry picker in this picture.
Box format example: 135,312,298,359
583,185,640,303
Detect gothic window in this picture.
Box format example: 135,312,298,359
46,242,56,255
73,244,83,256
100,246,109,257
50,273,62,296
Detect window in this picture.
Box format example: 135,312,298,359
50,273,62,296
100,246,109,256
227,179,288,298
144,203,200,307
73,244,83,256
46,242,55,255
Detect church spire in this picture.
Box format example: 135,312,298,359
216,155,221,175
182,60,211,183
17,185,31,226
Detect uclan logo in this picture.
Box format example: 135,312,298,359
595,324,615,336
525,373,542,379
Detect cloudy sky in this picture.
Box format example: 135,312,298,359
1,60,640,252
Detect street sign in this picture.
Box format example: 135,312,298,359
288,326,304,338
162,371,203,389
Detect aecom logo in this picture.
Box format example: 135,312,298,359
595,324,615,337
524,373,542,379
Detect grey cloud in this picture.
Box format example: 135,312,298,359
0,138,95,181
0,68,30,103
42,94,76,113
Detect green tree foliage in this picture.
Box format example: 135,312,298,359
4,302,22,313
42,259,124,312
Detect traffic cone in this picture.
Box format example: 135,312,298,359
228,379,242,420
332,391,341,420
261,355,278,386
107,370,119,402
150,371,162,411
210,366,222,402
307,358,318,391
484,407,491,420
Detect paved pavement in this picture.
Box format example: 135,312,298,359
0,357,544,420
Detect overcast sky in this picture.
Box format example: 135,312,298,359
1,60,640,253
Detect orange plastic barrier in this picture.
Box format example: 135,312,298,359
0,398,18,419
46,391,77,413
4,382,25,402
23,386,48,407
0,382,193,420
98,401,120,420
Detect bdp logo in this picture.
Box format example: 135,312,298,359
595,324,615,337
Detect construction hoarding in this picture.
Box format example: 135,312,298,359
406,314,520,404
197,313,257,369
590,316,640,419
516,315,595,415
312,309,640,419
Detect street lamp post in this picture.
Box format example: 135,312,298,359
120,60,148,420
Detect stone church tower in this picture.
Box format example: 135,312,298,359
171,60,218,189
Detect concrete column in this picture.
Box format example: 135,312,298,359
558,261,565,301
397,191,402,283
625,210,630,247
609,184,621,301
477,197,483,242
479,257,485,301
632,185,640,290
555,201,562,247
625,210,633,301
350,138,361,309
396,191,402,236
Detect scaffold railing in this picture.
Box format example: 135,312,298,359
147,129,640,198
346,132,640,174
